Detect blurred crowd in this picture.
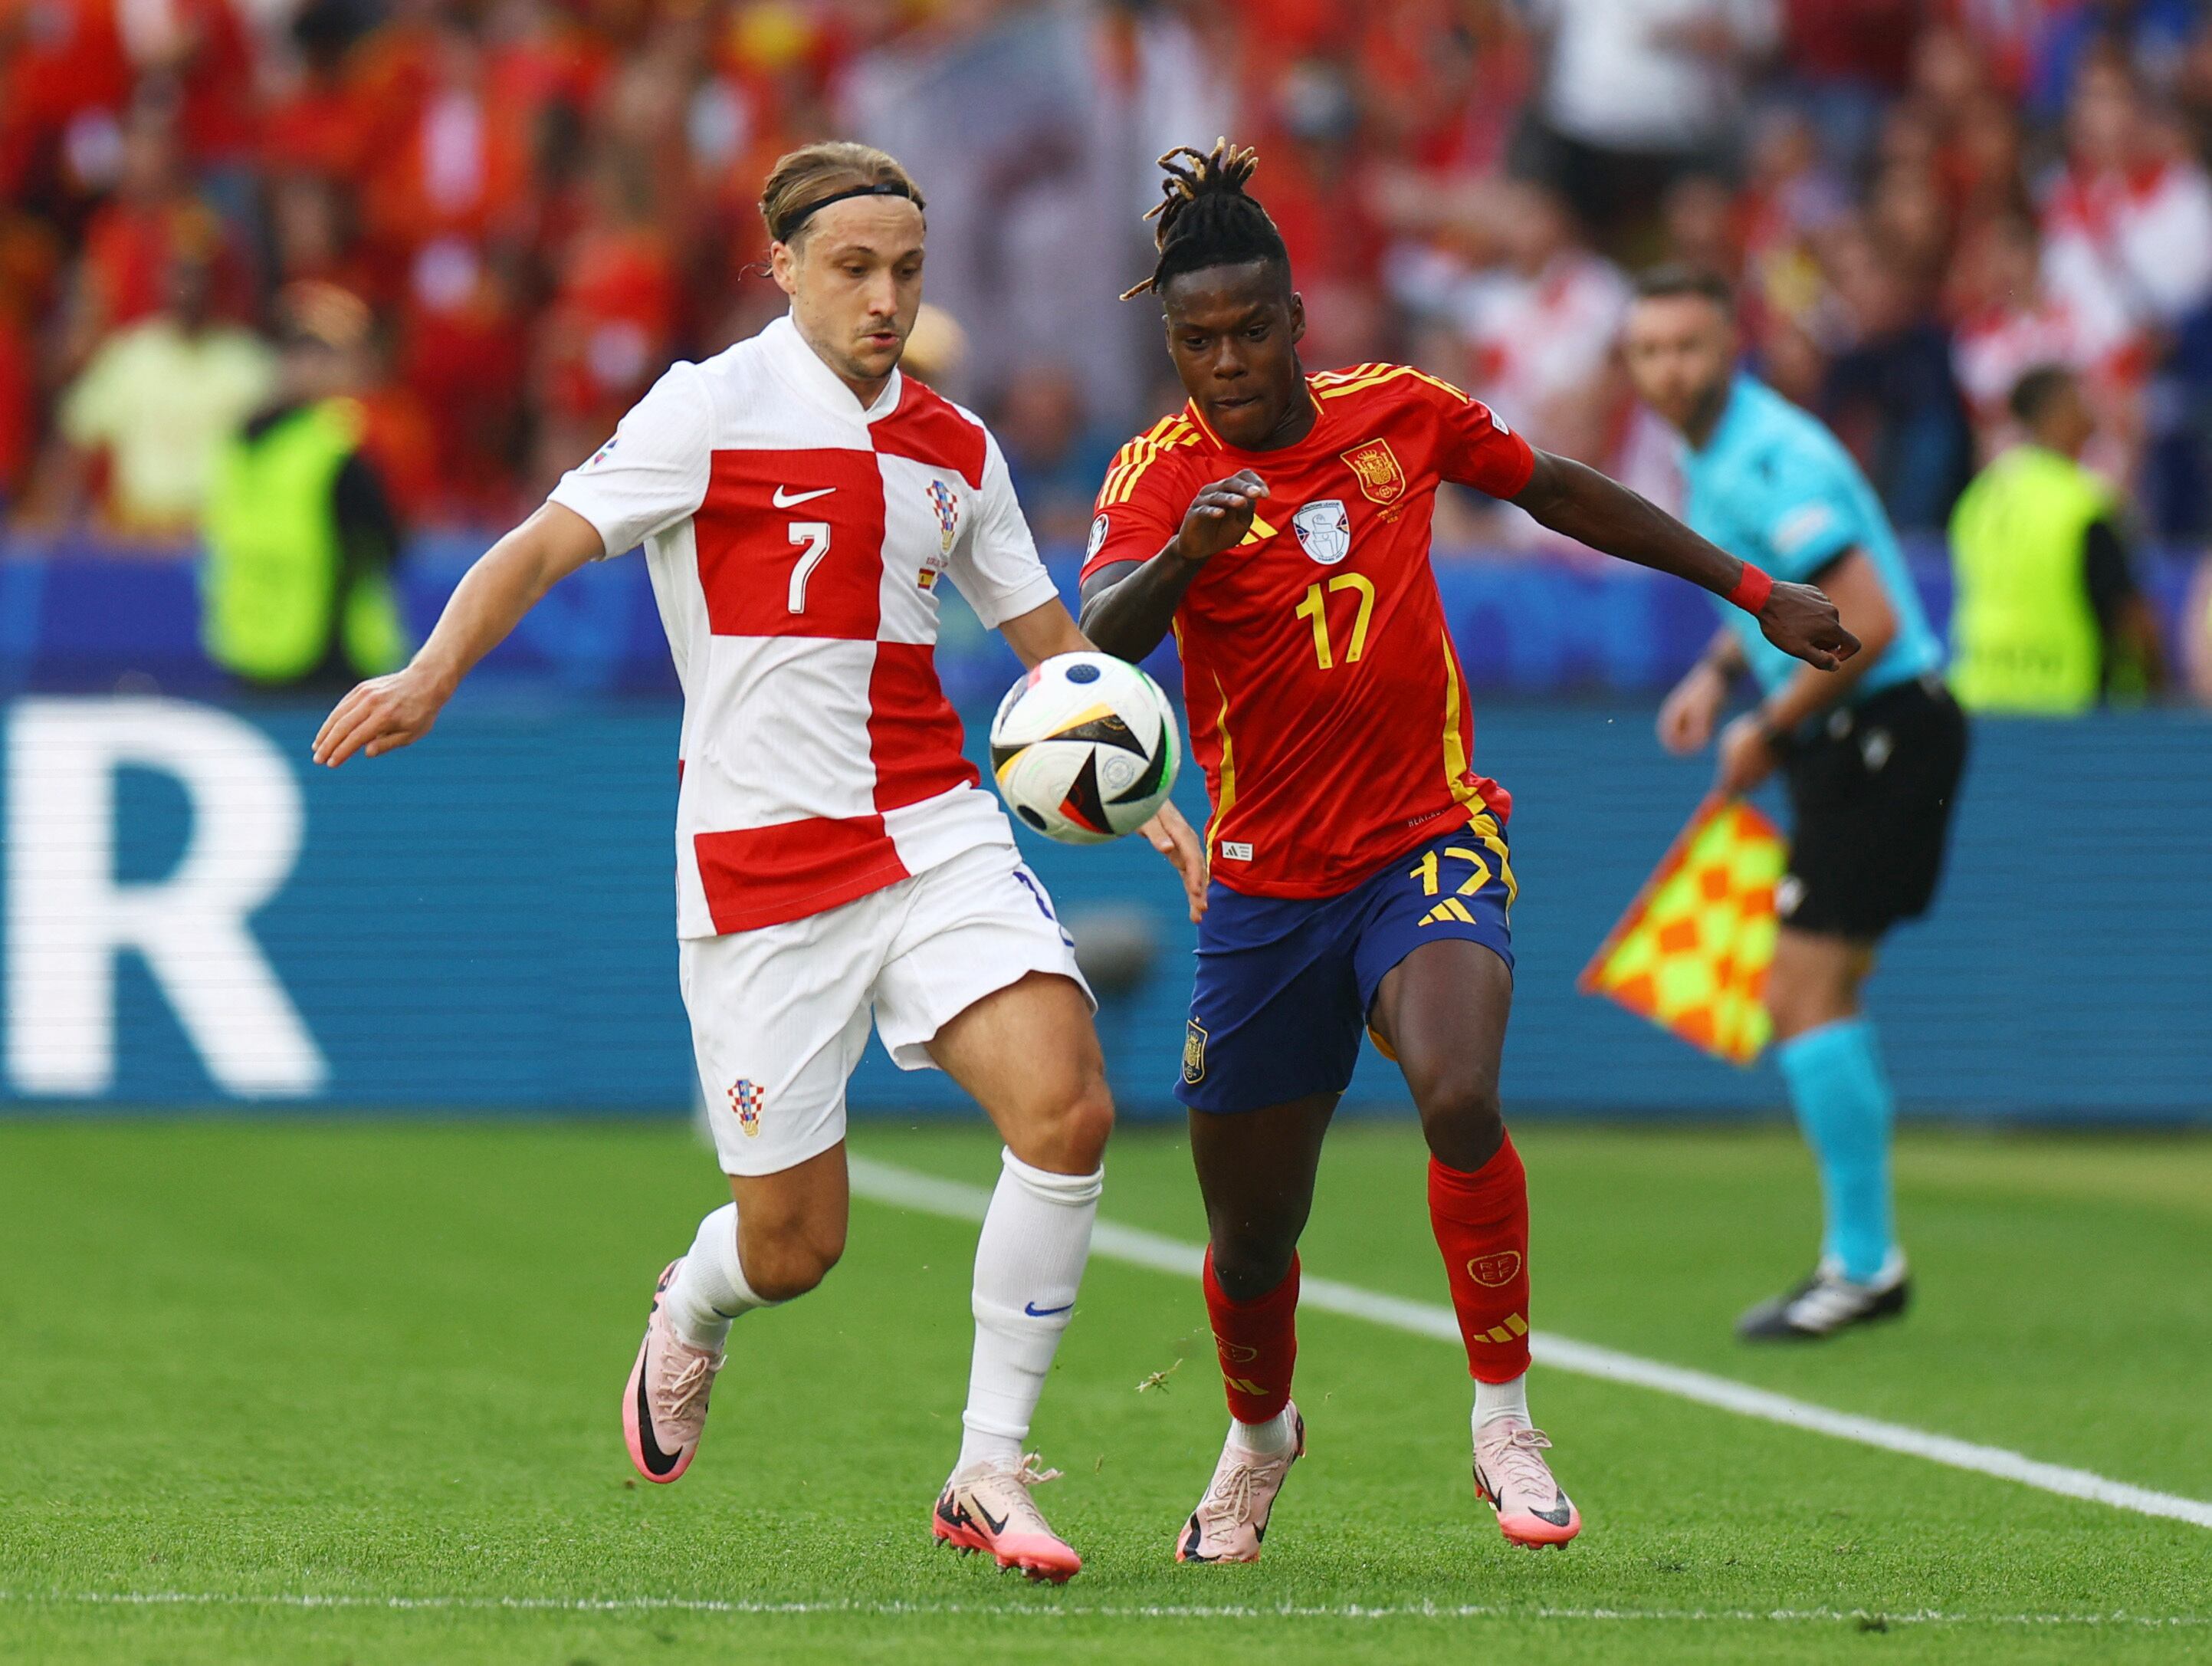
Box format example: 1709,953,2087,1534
7,0,2212,561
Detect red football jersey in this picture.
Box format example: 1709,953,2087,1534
1081,364,1534,898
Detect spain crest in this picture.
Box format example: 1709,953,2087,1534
1183,1019,1208,1085
926,478,960,554
1340,438,1406,506
727,1078,766,1137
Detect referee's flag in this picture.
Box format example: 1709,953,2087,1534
1578,796,1784,1066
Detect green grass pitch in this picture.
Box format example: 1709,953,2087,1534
2,1117,2208,1664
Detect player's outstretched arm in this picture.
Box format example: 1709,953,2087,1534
1510,450,1861,672
311,501,605,767
1712,548,1899,794
1078,470,1265,662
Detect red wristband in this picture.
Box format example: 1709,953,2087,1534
1725,562,1774,615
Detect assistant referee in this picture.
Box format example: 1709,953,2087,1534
1624,267,1967,1342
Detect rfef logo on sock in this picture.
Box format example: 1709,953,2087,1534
1465,1250,1521,1287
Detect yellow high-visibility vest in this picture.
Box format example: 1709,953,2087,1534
1947,444,2111,715
201,398,405,684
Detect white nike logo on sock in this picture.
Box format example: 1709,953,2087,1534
773,485,835,507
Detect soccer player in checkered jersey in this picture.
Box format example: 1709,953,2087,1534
1080,144,1857,1562
313,142,1207,1582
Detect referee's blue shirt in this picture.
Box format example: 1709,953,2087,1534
1680,373,1945,701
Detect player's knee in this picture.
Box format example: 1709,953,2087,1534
1012,1068,1114,1175
739,1219,845,1303
1208,1231,1298,1303
1765,989,1817,1043
1413,1070,1506,1171
1764,970,1856,1042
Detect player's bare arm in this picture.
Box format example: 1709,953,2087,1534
1509,449,1861,672
1712,549,1899,794
1000,596,1209,922
1077,469,1265,661
311,501,604,767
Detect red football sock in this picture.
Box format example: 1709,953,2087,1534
1429,1135,1532,1383
1202,1248,1299,1424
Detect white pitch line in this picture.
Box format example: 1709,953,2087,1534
848,1157,2212,1533
5,1592,2207,1628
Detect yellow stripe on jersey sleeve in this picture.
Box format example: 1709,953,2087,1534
1315,363,1474,404
1310,362,1390,391
1098,416,1175,507
1102,416,1201,507
1095,417,1167,507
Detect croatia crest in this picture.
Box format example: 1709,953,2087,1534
727,1079,765,1137
1291,498,1351,564
926,478,960,554
1340,437,1407,506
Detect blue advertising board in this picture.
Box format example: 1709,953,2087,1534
5,534,2203,703
2,692,2207,1122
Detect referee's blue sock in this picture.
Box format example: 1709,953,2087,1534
1775,1017,1898,1283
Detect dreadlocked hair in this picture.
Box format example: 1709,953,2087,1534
1121,140,1288,302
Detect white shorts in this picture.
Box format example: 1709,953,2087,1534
681,840,1092,1176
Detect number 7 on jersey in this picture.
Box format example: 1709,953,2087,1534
787,521,831,613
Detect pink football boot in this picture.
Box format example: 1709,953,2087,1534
1176,1405,1306,1563
1473,1419,1580,1547
622,1260,724,1484
934,1455,1083,1582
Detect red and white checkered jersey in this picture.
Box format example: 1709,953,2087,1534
549,314,1058,938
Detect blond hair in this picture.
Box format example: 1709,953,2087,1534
758,142,925,245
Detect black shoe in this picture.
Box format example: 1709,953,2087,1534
1737,1260,1909,1341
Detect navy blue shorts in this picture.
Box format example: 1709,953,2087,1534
1177,816,1516,1114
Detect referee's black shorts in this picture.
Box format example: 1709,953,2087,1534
1780,674,1967,942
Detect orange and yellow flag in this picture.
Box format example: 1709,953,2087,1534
1577,796,1785,1066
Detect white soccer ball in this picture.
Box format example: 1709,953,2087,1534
989,652,1181,844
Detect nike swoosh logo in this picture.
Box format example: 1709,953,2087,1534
773,485,835,507
976,1501,1009,1535
1023,1300,1074,1317
632,1361,682,1478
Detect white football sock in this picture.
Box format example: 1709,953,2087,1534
662,1202,772,1352
1229,1405,1300,1457
956,1148,1101,1473
1473,1372,1530,1434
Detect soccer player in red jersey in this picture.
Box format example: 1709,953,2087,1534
1080,144,1859,1562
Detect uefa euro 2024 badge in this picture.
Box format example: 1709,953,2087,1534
1291,498,1351,564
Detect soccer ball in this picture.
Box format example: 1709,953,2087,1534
989,652,1181,843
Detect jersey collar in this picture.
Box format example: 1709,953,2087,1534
1184,376,1331,462
1685,371,1759,464
762,312,904,422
